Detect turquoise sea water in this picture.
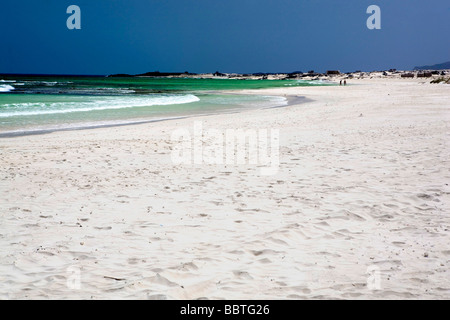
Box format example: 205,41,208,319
0,76,329,135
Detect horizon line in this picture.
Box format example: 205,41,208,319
0,68,415,78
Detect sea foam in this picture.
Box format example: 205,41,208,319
0,94,200,118
0,84,15,92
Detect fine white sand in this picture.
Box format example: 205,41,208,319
0,78,449,299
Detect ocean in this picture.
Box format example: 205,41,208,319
0,76,329,136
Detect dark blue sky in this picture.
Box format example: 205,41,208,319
1,0,449,75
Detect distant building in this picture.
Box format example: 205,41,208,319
417,72,432,78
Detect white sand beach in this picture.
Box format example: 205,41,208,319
0,78,449,299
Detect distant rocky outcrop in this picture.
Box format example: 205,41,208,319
108,71,195,78
105,67,448,81
414,61,450,70
136,71,191,77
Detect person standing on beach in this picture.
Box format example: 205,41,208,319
340,80,342,86
344,80,347,86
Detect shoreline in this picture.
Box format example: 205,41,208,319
0,93,308,139
0,78,449,299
